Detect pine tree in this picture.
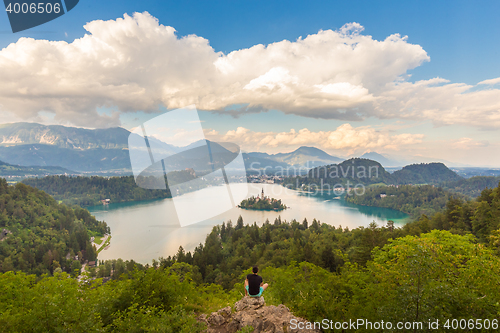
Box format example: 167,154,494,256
236,215,244,230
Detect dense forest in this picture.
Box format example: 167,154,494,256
21,169,220,207
0,178,109,275
2,180,500,331
22,175,172,207
341,178,500,218
344,184,464,217
0,263,233,332
441,175,500,197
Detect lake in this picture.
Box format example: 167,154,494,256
88,183,409,263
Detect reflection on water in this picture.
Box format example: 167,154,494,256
298,190,409,222
89,184,409,263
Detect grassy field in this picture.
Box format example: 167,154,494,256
93,236,103,245
97,236,111,254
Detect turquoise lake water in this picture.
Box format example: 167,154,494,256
89,183,409,263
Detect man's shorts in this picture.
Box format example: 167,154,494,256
245,285,264,297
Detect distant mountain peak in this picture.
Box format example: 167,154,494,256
293,146,325,154
269,146,343,167
359,152,401,167
361,151,385,158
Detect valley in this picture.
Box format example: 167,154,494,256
1,124,499,333
2,3,499,331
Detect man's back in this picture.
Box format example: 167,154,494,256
246,273,263,296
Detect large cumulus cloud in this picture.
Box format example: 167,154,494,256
0,12,499,128
205,124,424,154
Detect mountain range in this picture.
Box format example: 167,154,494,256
0,123,344,173
0,122,129,149
0,122,472,175
247,146,343,168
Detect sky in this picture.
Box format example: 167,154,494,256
0,0,499,166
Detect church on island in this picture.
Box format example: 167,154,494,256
238,188,287,211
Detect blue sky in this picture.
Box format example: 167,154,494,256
0,1,499,165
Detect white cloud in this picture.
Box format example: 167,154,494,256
478,77,500,85
0,12,220,127
0,12,498,129
325,124,425,151
205,124,424,154
452,137,489,149
374,78,500,128
244,67,299,91
0,12,428,127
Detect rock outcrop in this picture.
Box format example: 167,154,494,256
199,296,320,333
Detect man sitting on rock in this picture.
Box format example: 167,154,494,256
245,266,269,297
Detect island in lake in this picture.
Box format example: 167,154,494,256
238,188,287,211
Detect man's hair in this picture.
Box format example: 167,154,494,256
252,266,258,274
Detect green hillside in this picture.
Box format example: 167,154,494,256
345,184,462,217
22,175,172,207
391,162,462,184
0,160,76,178
282,158,392,189
0,179,109,275
441,176,500,197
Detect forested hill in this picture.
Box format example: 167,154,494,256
391,162,462,184
22,175,172,207
0,178,109,275
311,158,393,184
282,158,392,189
345,184,462,217
282,159,464,189
441,176,500,197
